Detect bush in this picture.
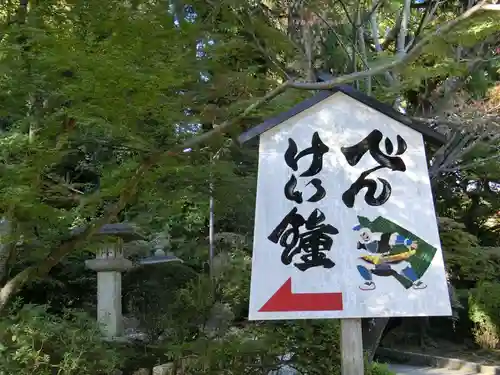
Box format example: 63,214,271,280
13,251,97,314
164,326,395,375
266,320,342,375
161,320,341,375
367,362,395,375
0,303,121,375
123,261,198,341
468,281,500,349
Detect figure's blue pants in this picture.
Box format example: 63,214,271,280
402,266,418,282
357,265,372,281
358,264,419,282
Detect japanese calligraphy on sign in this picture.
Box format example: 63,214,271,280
270,132,338,272
244,89,451,320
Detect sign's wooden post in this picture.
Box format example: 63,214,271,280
341,318,364,375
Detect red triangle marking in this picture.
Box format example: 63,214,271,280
259,277,343,312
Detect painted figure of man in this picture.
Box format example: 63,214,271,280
353,225,427,291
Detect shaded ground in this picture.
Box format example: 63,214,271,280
382,325,500,367
382,339,500,366
388,364,476,375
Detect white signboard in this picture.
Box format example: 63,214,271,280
248,91,452,320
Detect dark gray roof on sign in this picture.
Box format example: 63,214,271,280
237,73,446,147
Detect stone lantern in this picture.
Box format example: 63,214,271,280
139,248,182,265
139,231,182,266
79,223,145,339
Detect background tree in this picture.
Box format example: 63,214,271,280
0,0,499,373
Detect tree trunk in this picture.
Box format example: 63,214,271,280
0,219,11,284
363,318,390,362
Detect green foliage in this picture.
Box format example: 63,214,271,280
439,217,482,284
123,262,198,341
469,282,500,349
367,362,396,375
439,217,500,287
213,246,252,319
0,304,121,375
266,320,341,374
464,140,500,182
8,251,97,313
439,217,480,250
0,0,499,368
164,318,342,374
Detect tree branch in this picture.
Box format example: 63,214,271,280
0,220,13,285
337,0,356,28
406,0,441,51
430,131,500,182
369,1,383,52
363,0,385,25
314,10,383,87
231,7,292,80
410,116,470,130
381,9,403,50
429,132,463,182
397,0,412,55
288,0,492,90
368,2,395,84
351,2,360,89
438,132,478,172
481,4,500,10
357,4,371,94
43,174,85,195
440,153,500,173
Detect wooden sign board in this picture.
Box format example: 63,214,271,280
242,88,451,321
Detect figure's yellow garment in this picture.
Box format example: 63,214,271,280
360,249,416,265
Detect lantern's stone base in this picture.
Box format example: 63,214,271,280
96,271,124,338
85,256,133,339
